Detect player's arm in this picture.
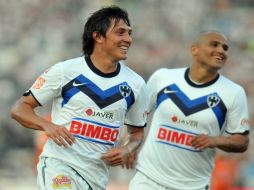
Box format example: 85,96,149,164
11,95,75,147
124,125,144,153
190,133,249,152
100,125,144,169
192,86,250,153
11,95,47,130
121,125,144,169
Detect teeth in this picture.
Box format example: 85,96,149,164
214,56,223,60
120,46,128,50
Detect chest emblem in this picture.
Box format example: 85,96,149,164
119,84,132,98
207,94,220,108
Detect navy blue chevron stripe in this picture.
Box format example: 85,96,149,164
212,101,227,128
61,74,135,109
157,84,227,129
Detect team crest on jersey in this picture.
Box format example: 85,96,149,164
119,84,132,98
207,94,220,108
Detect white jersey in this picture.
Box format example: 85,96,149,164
136,68,249,190
29,56,148,190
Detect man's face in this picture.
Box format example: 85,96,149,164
101,19,132,62
192,33,229,70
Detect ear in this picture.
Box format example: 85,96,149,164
191,44,199,56
92,32,103,43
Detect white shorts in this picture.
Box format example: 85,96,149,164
129,170,172,190
129,170,210,190
37,157,93,190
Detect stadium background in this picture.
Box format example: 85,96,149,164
0,0,253,189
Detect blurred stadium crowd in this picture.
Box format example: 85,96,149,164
0,0,253,189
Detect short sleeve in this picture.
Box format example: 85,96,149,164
146,69,161,113
29,63,63,106
225,87,250,134
124,81,148,127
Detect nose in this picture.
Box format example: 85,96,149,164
124,33,132,44
218,45,225,53
217,45,228,59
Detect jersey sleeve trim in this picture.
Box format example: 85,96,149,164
125,123,147,128
225,130,249,135
23,90,42,106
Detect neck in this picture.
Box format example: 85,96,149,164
90,51,118,74
189,64,219,84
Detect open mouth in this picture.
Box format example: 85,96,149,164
213,55,225,63
214,56,224,61
120,46,128,51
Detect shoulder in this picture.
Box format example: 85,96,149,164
54,56,85,74
149,67,186,80
58,56,84,67
217,75,247,102
219,75,245,93
120,62,146,84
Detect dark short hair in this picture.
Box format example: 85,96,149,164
82,6,130,55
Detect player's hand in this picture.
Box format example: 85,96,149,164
121,151,136,169
190,134,217,150
43,124,76,148
100,146,135,169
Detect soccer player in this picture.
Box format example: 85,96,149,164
129,31,250,190
11,6,147,190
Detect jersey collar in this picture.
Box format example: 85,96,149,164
84,56,121,78
184,68,220,88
